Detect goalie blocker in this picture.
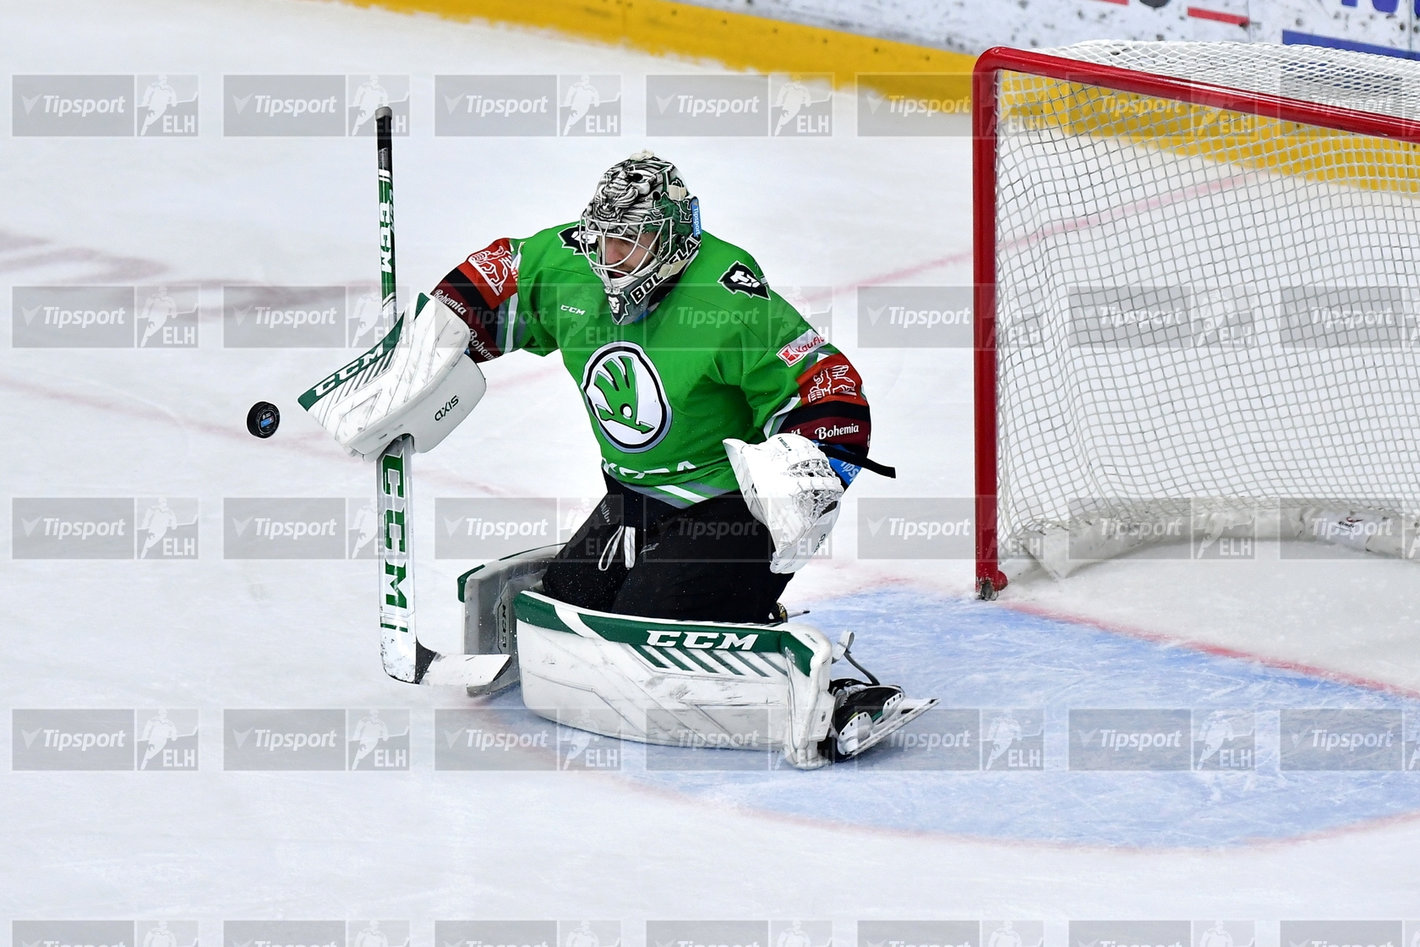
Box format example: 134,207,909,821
460,549,936,768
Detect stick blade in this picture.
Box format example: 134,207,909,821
418,653,511,687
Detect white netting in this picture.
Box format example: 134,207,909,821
988,41,1420,576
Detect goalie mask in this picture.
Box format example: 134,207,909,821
580,151,702,325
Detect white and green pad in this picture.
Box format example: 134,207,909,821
298,292,485,458
512,590,837,769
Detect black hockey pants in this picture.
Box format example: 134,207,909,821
541,479,793,624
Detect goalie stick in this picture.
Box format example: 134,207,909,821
369,105,507,687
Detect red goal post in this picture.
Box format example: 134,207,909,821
972,42,1420,599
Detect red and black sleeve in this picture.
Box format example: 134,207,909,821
778,351,872,458
430,237,520,363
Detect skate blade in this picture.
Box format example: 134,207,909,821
837,696,938,760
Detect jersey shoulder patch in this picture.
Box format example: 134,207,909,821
464,239,518,297
718,260,769,299
777,328,826,366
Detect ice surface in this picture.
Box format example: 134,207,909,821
4,0,1420,927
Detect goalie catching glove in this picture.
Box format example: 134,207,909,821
298,292,485,458
724,433,843,574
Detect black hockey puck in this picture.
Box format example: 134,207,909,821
247,401,280,438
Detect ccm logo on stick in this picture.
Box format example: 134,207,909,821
434,395,459,421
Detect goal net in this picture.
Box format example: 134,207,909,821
973,41,1420,596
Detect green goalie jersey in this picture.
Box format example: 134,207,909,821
431,223,872,507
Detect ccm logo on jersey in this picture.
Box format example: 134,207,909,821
777,329,826,366
718,261,769,299
434,394,459,421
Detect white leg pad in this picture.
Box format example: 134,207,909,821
513,591,836,769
